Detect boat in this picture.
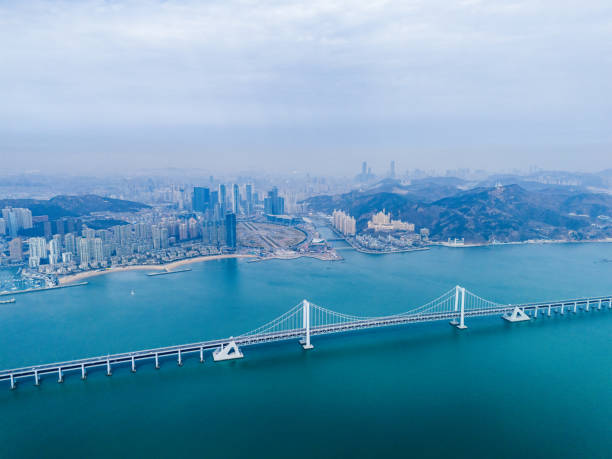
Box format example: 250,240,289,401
130,290,135,296
0,298,16,304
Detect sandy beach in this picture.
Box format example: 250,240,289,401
58,254,255,285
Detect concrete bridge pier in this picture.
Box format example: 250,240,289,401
131,356,136,373
573,302,578,314
534,307,538,318
106,358,112,376
34,370,40,386
81,364,87,380
177,349,183,367
10,374,15,390
199,347,204,363
560,304,565,315
548,304,551,316
155,353,160,369
599,299,602,310
58,368,63,383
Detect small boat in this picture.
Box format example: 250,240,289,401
130,290,135,296
0,298,16,304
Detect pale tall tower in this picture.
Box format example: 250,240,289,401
390,160,396,178
232,184,240,214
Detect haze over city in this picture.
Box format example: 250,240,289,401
2,0,611,174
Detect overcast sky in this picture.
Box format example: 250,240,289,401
1,0,611,175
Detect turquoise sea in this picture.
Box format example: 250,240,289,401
1,234,612,458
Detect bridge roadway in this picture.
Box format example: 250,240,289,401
1,294,611,389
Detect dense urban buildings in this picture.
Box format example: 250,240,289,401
332,210,356,236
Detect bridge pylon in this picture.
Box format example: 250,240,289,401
301,299,314,350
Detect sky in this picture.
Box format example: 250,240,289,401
1,0,611,176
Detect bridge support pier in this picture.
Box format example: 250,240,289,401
106,358,112,376
534,307,538,318
58,368,63,383
548,304,551,316
200,347,204,363
178,349,183,367
34,370,39,386
131,356,136,373
560,304,565,315
155,353,160,369
503,307,531,323
213,339,244,361
10,374,15,390
573,302,577,314
81,364,87,380
609,299,611,309
599,299,602,310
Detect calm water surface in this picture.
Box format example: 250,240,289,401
1,239,612,458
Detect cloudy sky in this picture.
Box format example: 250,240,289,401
1,0,611,175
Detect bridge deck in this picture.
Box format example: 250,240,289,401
1,294,610,385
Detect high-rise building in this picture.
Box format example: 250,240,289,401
219,184,227,208
92,238,104,265
48,237,61,265
232,184,240,214
264,187,284,215
179,223,188,240
9,238,23,261
28,237,47,259
192,187,210,213
2,208,33,237
0,217,5,235
77,237,90,267
332,210,356,236
64,233,76,256
390,160,396,178
225,212,237,249
245,184,253,215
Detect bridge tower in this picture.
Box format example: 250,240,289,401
450,286,460,326
457,287,467,329
302,299,314,349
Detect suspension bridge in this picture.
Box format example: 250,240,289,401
2,285,611,390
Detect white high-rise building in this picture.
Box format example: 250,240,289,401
28,237,47,266
332,210,356,236
48,238,61,265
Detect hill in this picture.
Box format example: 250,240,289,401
304,183,612,243
0,194,149,219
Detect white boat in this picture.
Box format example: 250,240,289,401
0,298,16,304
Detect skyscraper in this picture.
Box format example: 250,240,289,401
225,212,237,250
264,187,284,215
245,184,253,215
232,184,240,214
390,160,396,178
192,187,210,213
219,184,226,208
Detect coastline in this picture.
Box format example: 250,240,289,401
433,237,612,248
58,254,255,285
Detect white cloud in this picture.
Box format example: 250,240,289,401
0,0,611,172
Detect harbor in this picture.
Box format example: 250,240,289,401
0,281,88,296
